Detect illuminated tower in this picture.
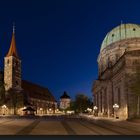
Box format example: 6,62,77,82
4,25,21,91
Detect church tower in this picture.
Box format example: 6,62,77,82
4,26,21,91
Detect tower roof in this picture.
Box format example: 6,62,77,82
60,91,70,99
6,27,19,58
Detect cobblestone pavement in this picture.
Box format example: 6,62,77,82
0,116,139,135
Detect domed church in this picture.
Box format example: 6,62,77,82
92,23,140,120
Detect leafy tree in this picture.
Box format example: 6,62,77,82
0,72,6,106
69,101,76,111
7,88,24,115
74,94,92,113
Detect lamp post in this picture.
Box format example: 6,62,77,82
93,106,98,117
49,108,52,114
87,108,92,115
40,108,43,115
113,104,119,119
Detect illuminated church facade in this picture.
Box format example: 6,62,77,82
92,23,140,120
0,27,57,115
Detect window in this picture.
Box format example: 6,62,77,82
15,61,18,67
7,59,9,64
133,59,139,65
16,81,18,85
100,64,103,72
108,61,112,68
115,54,119,61
133,28,136,31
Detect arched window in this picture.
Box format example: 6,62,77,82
15,61,18,67
16,81,18,85
100,64,103,72
108,61,112,68
7,59,9,64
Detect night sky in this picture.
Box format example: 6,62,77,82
0,0,140,100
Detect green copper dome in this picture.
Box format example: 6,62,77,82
101,23,140,51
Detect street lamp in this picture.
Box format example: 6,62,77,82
87,108,92,115
49,108,52,114
40,108,43,111
113,104,119,119
40,108,43,115
2,105,7,115
93,106,98,117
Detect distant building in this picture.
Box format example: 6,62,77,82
0,26,57,115
92,23,140,120
60,91,71,110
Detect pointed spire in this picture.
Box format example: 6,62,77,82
13,22,15,34
6,24,19,58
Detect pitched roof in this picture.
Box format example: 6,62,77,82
60,91,70,99
22,80,55,102
6,32,19,58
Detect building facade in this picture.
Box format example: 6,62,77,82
92,23,140,120
0,27,56,115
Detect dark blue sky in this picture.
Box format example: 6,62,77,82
0,0,140,100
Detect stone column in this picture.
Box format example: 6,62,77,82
95,94,97,106
106,86,110,118
104,88,107,116
102,89,105,114
93,95,95,106
100,91,102,115
97,93,99,112
107,81,113,118
98,92,101,115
